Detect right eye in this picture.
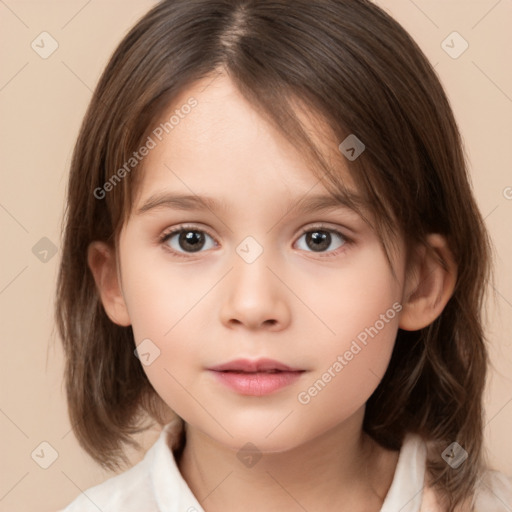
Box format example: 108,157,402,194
159,225,217,257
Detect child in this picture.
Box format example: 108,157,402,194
55,0,512,510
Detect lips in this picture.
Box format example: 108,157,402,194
208,358,303,373
208,358,305,396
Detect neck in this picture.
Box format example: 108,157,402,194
176,407,398,512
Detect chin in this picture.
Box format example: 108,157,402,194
198,420,306,454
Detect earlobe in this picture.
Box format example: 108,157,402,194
399,234,457,331
87,241,131,326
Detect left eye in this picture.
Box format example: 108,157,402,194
294,229,347,254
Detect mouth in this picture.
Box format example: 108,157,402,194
219,369,291,373
208,358,304,373
208,358,306,396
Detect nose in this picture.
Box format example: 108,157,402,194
219,253,291,332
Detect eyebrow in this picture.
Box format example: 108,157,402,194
136,191,364,216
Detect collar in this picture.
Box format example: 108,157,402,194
148,423,426,512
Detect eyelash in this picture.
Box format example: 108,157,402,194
158,223,352,259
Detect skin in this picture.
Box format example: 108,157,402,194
88,72,457,511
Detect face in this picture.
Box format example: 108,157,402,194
116,73,408,452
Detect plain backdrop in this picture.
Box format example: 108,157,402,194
0,1,511,511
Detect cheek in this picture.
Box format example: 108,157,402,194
120,246,206,341
295,304,400,428
119,248,210,415
294,238,402,347
293,242,402,416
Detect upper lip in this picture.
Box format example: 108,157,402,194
208,358,304,373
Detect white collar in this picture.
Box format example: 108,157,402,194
148,423,427,512
380,432,427,512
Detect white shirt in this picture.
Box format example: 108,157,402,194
62,421,512,511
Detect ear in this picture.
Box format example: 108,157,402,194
399,234,457,331
87,241,131,326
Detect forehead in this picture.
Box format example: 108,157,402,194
132,73,358,211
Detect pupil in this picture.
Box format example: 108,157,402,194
307,231,330,252
180,231,204,252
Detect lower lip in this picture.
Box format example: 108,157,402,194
210,370,304,396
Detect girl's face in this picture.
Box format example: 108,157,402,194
117,73,408,451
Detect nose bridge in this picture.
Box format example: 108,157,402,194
219,236,290,330
231,237,278,306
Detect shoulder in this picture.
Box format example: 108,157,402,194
403,434,512,512
421,468,512,512
61,458,155,511
472,469,512,511
60,430,167,511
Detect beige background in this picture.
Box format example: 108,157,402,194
0,1,510,511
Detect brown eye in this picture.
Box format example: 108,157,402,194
295,228,347,254
161,227,216,255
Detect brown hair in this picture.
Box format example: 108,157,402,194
55,1,492,509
